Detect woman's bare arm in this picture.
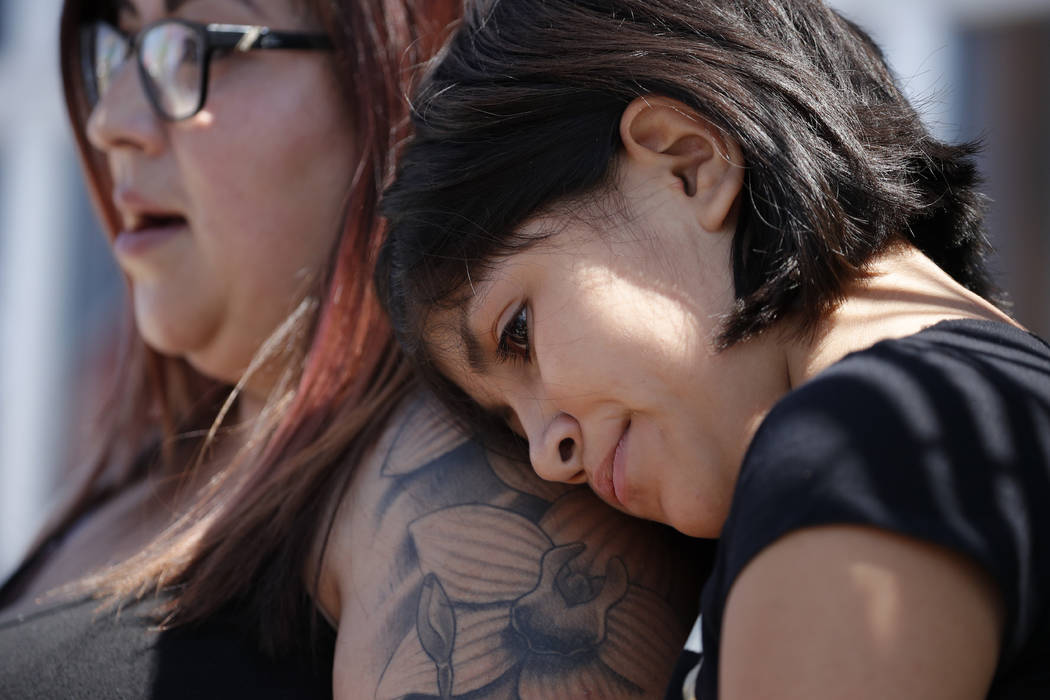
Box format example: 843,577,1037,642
720,525,1003,700
323,394,705,699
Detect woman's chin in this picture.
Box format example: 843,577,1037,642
144,336,245,386
134,307,234,380
137,312,203,355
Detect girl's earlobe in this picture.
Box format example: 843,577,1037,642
619,95,745,233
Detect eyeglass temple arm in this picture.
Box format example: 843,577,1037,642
205,24,333,52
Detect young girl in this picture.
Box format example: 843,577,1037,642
0,0,701,697
376,1,1050,698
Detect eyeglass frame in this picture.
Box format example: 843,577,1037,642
80,18,334,122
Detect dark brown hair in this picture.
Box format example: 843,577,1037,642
48,0,460,655
377,0,1001,418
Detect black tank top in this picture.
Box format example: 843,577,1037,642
0,594,335,699
675,320,1050,700
0,463,335,698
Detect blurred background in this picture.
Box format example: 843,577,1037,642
0,0,1048,576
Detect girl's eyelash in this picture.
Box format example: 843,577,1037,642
496,304,531,364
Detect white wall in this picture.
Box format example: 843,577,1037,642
0,0,76,577
829,0,1050,137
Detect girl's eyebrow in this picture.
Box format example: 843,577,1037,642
458,309,488,374
452,311,511,418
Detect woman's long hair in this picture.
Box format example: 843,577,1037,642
44,0,460,654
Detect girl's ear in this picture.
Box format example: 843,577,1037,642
619,95,745,234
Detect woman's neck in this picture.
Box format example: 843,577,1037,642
785,244,1018,388
685,244,1015,507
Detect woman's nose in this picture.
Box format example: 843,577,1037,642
525,410,585,484
85,60,164,156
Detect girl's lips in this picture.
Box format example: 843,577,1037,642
113,221,187,259
611,421,630,506
592,421,631,510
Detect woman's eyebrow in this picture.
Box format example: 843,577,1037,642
160,0,261,14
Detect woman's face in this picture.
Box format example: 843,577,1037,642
86,0,353,386
427,161,781,538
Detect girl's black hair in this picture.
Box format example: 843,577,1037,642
377,0,1001,440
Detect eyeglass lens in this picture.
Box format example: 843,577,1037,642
138,23,203,120
88,22,204,121
90,22,128,99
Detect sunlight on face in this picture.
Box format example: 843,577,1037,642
425,198,747,537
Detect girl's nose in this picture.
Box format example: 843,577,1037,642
526,411,585,484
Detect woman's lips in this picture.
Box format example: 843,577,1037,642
113,220,187,259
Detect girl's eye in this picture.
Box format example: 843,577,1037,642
496,305,530,363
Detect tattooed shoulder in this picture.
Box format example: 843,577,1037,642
326,392,708,699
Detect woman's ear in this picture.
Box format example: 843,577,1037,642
619,95,745,234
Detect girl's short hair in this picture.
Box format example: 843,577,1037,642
378,0,1000,373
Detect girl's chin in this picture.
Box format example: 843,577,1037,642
657,494,725,539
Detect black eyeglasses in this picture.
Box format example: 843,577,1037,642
80,19,333,122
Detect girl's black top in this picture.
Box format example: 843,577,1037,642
671,319,1050,700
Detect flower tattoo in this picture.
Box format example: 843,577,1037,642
376,493,686,699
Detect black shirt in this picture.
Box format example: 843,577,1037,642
679,320,1050,699
0,595,335,699
0,471,335,700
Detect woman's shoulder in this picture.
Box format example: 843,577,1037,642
321,390,713,699
729,318,1050,549
710,319,1050,672
748,318,1050,475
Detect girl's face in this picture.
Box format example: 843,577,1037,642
86,0,353,387
426,158,783,538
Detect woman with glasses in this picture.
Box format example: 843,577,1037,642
0,0,704,697
376,1,1050,698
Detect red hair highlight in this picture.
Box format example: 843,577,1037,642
47,0,462,653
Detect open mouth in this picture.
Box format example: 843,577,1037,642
130,213,187,232
113,209,189,259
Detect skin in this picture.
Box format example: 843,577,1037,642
721,525,1002,700
3,0,339,612
88,0,353,414
429,95,1016,698
5,4,703,698
319,397,701,700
